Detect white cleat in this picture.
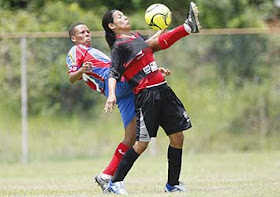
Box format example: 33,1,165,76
165,181,188,192
94,174,110,193
185,2,202,33
108,180,128,195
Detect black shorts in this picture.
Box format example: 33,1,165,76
135,83,192,142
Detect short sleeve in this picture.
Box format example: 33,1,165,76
108,46,125,81
66,46,85,73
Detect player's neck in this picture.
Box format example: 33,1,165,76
117,32,135,39
115,28,133,37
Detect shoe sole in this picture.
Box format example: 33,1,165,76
190,2,201,32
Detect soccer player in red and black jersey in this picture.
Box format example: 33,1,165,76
66,22,171,193
103,2,201,194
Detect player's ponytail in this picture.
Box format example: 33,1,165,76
102,10,117,49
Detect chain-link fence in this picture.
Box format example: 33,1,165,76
1,29,280,163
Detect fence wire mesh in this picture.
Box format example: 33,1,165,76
0,29,280,162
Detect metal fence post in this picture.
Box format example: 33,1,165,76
21,37,28,163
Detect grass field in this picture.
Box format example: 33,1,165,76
0,151,279,197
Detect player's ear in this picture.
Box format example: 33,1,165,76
70,35,76,43
108,23,116,30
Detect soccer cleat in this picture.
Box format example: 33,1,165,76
94,174,110,193
185,2,201,33
164,181,188,192
108,180,128,195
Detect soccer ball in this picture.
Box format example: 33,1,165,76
145,4,172,30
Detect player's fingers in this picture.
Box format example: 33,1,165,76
83,61,93,66
104,102,114,114
83,62,92,71
104,103,110,113
165,68,171,75
104,106,110,114
104,105,108,113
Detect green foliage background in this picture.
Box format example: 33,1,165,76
0,0,278,32
0,0,280,162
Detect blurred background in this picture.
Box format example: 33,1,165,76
0,0,280,163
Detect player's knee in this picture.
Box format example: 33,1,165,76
124,118,137,146
122,136,135,147
169,132,184,148
133,141,148,154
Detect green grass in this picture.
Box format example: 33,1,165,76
0,151,279,197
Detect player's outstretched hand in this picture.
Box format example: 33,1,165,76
159,67,171,77
104,95,116,114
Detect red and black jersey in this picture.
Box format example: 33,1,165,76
109,33,165,94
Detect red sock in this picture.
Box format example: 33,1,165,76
102,142,130,176
158,25,189,49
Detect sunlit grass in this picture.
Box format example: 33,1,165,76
0,152,279,197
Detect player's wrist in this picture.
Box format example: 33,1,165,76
78,68,85,75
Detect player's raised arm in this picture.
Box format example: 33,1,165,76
145,29,166,51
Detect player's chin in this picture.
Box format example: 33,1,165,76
85,40,91,46
126,23,131,29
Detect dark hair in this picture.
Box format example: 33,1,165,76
68,22,86,40
102,10,117,48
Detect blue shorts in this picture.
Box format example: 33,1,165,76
105,79,135,128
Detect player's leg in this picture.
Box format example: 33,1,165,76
95,82,136,192
110,101,153,185
108,87,160,194
104,107,136,180
111,141,148,182
156,2,201,50
95,117,135,192
165,132,187,192
108,141,148,194
160,84,191,192
117,89,137,148
100,115,136,175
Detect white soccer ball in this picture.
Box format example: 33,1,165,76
145,3,172,30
